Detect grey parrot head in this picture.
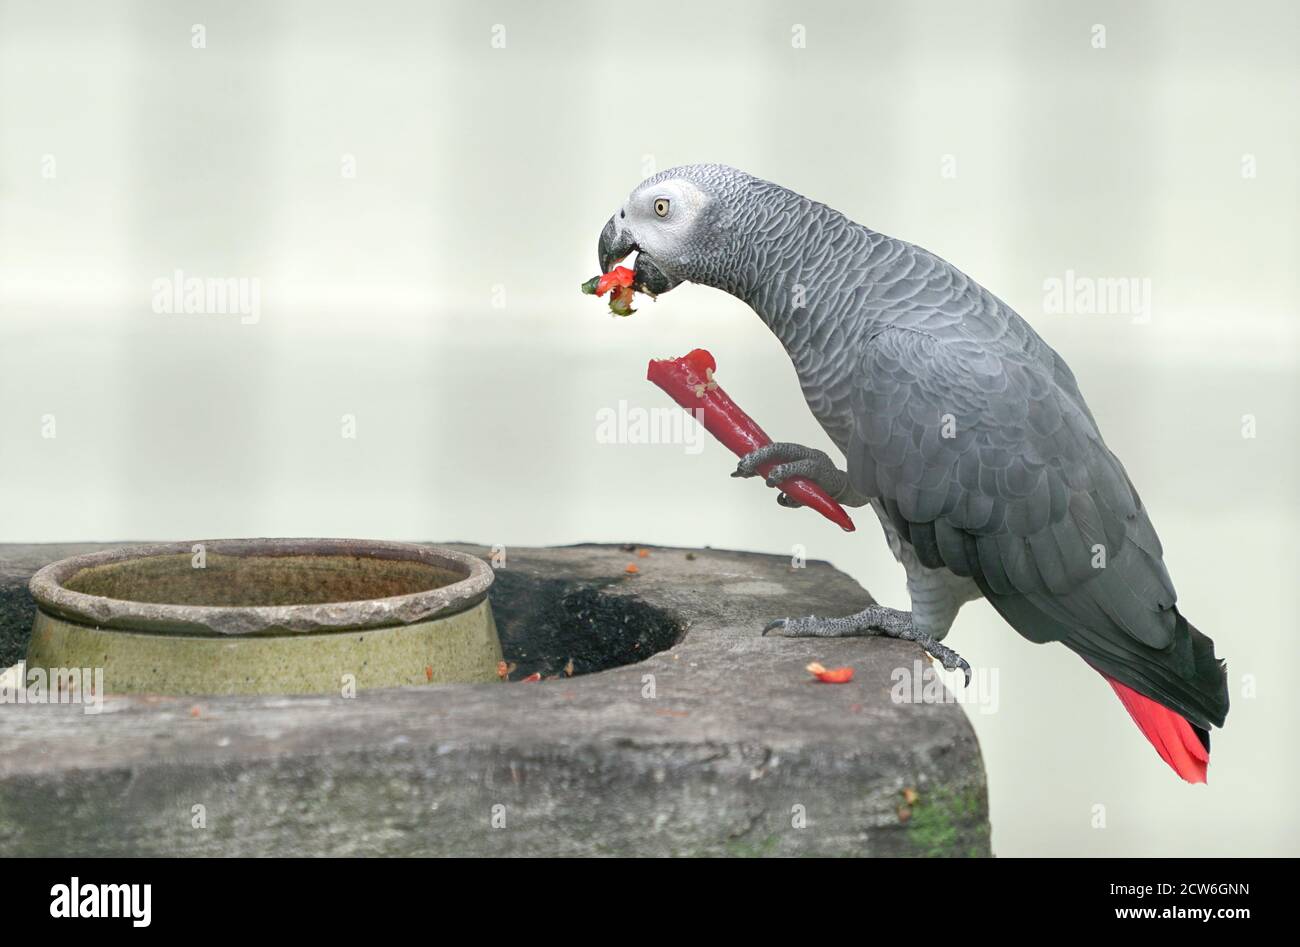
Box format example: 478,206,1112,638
597,163,756,298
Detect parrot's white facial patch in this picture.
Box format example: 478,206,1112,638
621,178,710,275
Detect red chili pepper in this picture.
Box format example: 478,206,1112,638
806,662,855,684
646,349,855,531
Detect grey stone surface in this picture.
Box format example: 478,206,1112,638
0,542,991,857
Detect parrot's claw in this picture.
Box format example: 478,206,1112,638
732,442,856,504
762,605,972,687
732,442,825,479
761,617,790,635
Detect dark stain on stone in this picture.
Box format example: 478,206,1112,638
488,572,684,680
0,581,36,668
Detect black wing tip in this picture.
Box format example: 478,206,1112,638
1191,722,1211,754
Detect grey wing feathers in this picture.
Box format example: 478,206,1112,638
846,293,1228,730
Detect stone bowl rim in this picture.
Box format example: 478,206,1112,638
28,538,494,637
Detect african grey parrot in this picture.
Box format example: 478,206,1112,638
596,163,1228,782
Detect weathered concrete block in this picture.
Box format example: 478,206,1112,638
0,542,990,856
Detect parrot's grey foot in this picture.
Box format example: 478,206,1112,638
762,605,972,686
731,442,866,507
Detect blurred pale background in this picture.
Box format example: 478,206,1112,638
1,0,1296,856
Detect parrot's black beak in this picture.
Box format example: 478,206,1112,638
631,254,679,298
598,214,682,299
598,215,636,273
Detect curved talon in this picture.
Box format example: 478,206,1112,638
950,656,973,688
776,492,803,509
764,468,789,488
732,446,776,479
929,646,973,687
761,618,789,636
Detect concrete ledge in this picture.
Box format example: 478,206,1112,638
0,542,990,856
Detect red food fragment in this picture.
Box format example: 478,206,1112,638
806,661,855,684
637,548,650,558
425,665,434,682
647,350,855,531
625,563,640,574
681,347,716,376
496,660,509,680
582,266,639,316
520,672,542,683
595,266,635,296
609,284,636,316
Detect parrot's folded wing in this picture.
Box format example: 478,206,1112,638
845,324,1228,736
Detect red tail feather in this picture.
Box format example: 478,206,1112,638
1098,672,1209,783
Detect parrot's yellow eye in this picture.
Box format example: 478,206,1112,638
654,198,670,218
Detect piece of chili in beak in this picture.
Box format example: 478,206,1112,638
581,266,638,316
581,265,635,297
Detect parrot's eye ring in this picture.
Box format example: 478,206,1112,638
654,198,670,218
